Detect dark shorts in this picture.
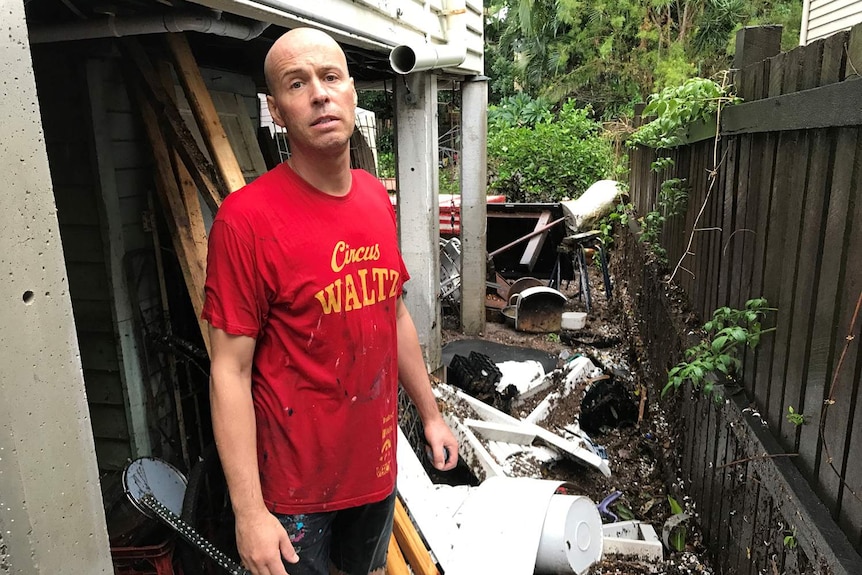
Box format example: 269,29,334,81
275,489,396,575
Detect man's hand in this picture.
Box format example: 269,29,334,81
235,509,299,575
424,416,459,471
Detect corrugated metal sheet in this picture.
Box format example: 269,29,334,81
800,0,862,44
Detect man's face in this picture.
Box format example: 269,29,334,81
266,32,357,157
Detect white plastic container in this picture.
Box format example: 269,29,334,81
561,311,587,330
535,494,604,574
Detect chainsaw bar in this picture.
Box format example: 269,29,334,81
140,492,250,575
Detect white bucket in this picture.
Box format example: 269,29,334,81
561,311,587,330
535,494,603,574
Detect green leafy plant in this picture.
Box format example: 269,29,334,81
439,167,460,196
786,406,807,426
639,210,668,264
784,529,798,549
546,333,561,343
628,78,740,149
664,298,776,397
666,496,688,551
596,201,632,249
651,156,675,173
487,98,616,202
659,178,690,218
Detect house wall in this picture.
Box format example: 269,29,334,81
800,0,862,44
31,48,138,477
31,40,268,492
191,0,485,74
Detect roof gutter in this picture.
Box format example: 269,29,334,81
27,11,271,44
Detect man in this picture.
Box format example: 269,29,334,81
203,27,459,575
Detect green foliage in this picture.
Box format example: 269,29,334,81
659,178,690,218
439,167,460,196
784,530,798,549
546,333,561,343
488,93,554,129
597,201,632,249
786,406,807,426
651,157,675,173
664,298,775,397
377,151,395,178
487,97,615,202
639,210,668,263
629,78,740,149
666,496,687,551
615,504,635,521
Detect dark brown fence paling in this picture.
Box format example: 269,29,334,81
627,22,862,572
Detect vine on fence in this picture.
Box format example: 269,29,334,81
663,298,775,398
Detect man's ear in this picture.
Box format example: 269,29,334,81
266,95,286,129
351,78,357,107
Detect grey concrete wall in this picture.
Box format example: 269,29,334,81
0,1,113,572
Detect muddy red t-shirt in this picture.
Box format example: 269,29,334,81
202,164,406,514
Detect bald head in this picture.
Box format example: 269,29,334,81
264,28,349,95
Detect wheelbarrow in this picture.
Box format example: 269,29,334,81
502,286,568,333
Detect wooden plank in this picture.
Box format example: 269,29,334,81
386,533,410,575
847,23,862,80
735,469,760,575
797,128,859,480
119,38,226,214
700,390,722,542
159,60,212,304
132,83,211,355
728,391,862,574
716,136,738,309
707,138,729,314
781,43,804,94
722,78,862,136
167,33,246,193
393,497,440,575
519,210,552,270
756,130,798,422
716,419,742,570
728,133,752,310
780,129,832,451
745,131,778,405
767,52,786,97
801,38,826,91
838,350,862,543
767,130,811,439
821,31,850,85
817,133,862,521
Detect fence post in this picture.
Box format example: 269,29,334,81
734,26,783,69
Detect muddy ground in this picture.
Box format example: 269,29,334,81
441,265,715,575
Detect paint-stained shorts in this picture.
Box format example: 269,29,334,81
275,489,396,575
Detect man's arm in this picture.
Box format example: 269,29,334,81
395,297,459,471
209,326,298,575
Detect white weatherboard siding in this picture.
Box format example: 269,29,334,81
189,0,484,74
801,0,862,44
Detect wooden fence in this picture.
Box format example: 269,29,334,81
627,24,862,574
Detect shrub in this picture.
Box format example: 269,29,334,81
488,97,615,202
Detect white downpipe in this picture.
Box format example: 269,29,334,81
28,12,270,44
389,0,467,74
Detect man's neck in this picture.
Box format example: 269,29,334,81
287,149,352,197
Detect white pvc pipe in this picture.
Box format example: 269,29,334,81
389,0,468,74
389,42,467,74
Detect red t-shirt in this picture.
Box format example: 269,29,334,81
202,164,407,514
